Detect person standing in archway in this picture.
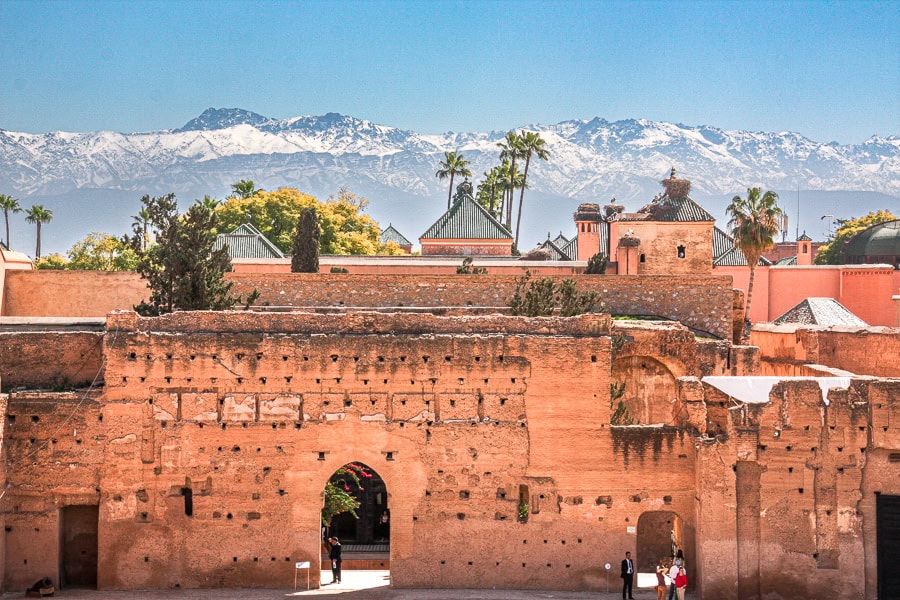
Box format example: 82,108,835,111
328,537,342,584
621,551,635,599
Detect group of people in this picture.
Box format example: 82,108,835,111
620,550,688,599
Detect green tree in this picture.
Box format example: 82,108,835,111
214,187,382,255
34,253,68,270
498,132,525,228
814,210,898,265
291,207,320,273
130,193,256,316
196,195,221,211
514,131,551,249
66,232,139,271
322,463,372,527
24,204,53,260
435,151,472,210
456,256,487,274
509,272,599,317
230,179,258,199
0,194,23,250
585,253,609,274
726,187,782,339
476,168,503,219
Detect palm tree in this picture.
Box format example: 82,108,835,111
25,204,53,260
230,179,258,199
197,195,221,211
514,131,551,249
435,151,472,209
0,194,23,250
476,169,502,219
132,207,151,251
727,187,782,341
498,131,525,228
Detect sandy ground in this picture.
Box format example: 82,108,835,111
3,570,678,599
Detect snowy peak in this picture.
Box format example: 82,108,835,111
175,107,273,132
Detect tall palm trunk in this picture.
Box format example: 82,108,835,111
743,263,757,343
3,211,9,249
514,153,532,249
35,222,42,260
447,173,455,209
506,157,516,229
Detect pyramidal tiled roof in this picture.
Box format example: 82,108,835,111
420,192,512,240
539,238,573,261
622,193,716,223
712,227,773,267
560,236,578,260
551,231,570,247
775,255,797,266
773,298,868,327
380,224,412,246
213,223,284,259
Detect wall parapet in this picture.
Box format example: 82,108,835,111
107,310,613,337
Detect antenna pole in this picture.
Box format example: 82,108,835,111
796,185,800,241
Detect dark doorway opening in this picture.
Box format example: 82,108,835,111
59,505,98,589
877,494,900,599
324,463,388,545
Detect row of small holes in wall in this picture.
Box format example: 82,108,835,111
127,353,509,364
758,444,866,454
130,376,522,385
143,556,295,563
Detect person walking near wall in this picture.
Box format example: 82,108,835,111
667,559,681,600
675,563,688,600
328,537,342,584
621,551,635,599
656,559,668,600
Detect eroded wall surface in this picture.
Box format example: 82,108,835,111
1,312,897,599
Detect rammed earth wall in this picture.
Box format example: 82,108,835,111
230,274,734,339
2,272,733,340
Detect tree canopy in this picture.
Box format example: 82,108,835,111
65,232,138,270
814,210,898,265
291,207,320,273
726,187,782,338
213,187,386,255
129,193,256,316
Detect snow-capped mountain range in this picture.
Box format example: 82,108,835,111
1,107,898,256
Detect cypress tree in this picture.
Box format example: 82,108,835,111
291,207,320,273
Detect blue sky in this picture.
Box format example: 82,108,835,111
1,0,897,144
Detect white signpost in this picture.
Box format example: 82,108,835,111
294,561,311,591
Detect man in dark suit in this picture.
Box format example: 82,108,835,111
621,551,635,599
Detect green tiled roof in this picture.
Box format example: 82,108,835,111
380,224,412,246
623,193,716,223
712,227,772,267
213,223,285,259
419,191,512,240
539,238,573,261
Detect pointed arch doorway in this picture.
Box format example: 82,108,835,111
322,462,390,581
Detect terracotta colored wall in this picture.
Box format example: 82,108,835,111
837,267,897,326
0,331,104,390
0,312,704,592
610,221,713,275
231,274,734,340
765,265,842,322
684,378,899,600
2,271,146,317
2,392,103,592
0,249,33,316
751,325,900,378
715,266,770,324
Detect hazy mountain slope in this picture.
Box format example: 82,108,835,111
1,108,897,256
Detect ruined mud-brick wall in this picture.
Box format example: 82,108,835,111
228,274,734,340
0,331,104,391
751,325,900,378
1,310,704,592
681,377,900,600
2,392,104,591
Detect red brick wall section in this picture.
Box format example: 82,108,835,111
0,332,104,391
